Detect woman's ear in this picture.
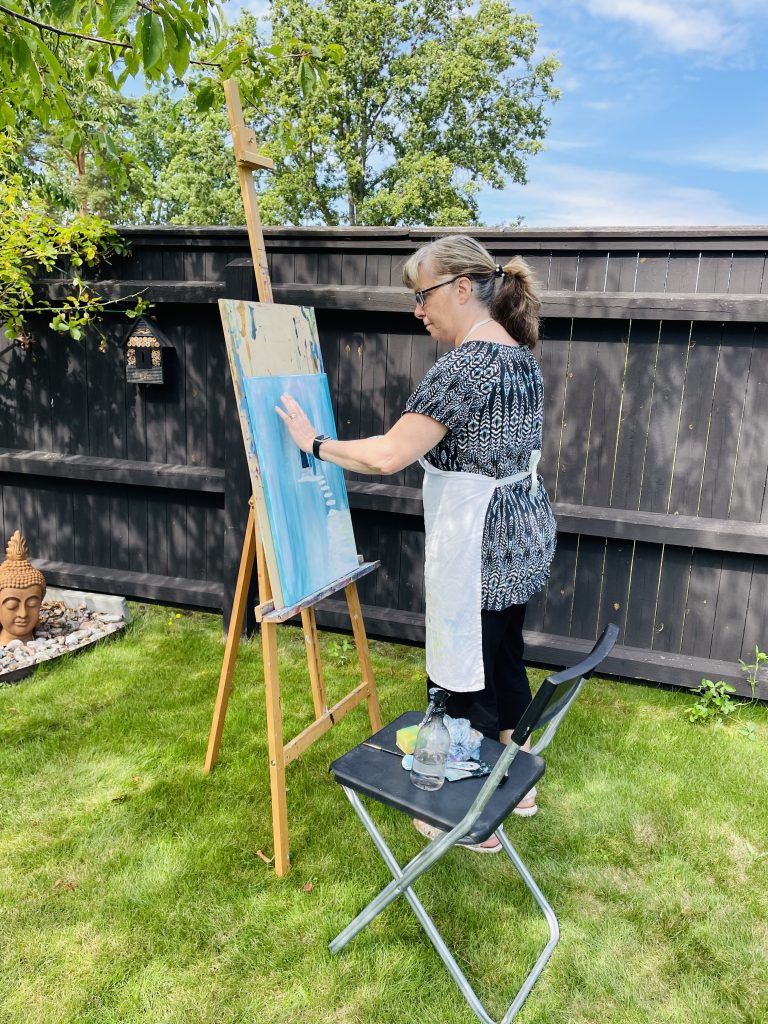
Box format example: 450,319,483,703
455,275,473,304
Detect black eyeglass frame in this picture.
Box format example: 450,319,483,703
413,274,468,307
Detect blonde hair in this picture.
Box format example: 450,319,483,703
401,235,541,349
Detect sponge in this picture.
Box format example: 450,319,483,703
395,724,419,754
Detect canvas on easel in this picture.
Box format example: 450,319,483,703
242,373,358,605
204,79,381,878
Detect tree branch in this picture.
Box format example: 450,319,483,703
0,3,130,48
0,3,219,68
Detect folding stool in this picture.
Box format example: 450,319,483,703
329,623,619,1024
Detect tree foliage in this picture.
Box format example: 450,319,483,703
37,1,559,228
0,2,335,343
254,0,559,225
0,2,335,175
0,132,149,348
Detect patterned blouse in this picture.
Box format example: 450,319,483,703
404,341,557,610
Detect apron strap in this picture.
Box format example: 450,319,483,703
495,449,541,495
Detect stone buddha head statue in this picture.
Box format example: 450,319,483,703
0,531,46,645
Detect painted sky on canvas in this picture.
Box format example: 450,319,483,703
228,0,768,227
242,373,359,607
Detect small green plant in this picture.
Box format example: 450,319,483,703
687,678,739,726
688,644,765,738
327,636,353,665
739,645,768,700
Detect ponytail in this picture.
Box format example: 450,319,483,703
491,256,541,350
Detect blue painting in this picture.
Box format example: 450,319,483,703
242,373,359,607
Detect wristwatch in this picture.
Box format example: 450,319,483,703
312,434,330,460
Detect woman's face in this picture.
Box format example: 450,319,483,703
412,264,463,342
0,586,44,644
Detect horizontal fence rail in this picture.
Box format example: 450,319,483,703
3,225,768,698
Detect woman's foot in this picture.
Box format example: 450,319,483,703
413,818,502,853
512,786,538,817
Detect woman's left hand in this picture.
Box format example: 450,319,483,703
275,393,318,453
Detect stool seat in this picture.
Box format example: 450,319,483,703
331,712,544,843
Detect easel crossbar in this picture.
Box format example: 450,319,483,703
256,561,380,622
283,682,372,765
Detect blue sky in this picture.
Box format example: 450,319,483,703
483,0,768,226
227,1,768,227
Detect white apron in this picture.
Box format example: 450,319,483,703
421,450,541,692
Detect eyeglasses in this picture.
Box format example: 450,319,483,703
414,274,467,307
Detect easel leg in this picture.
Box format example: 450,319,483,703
301,607,328,719
345,582,382,732
262,618,290,876
204,506,258,774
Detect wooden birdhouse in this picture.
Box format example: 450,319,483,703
125,318,173,385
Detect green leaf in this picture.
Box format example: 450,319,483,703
140,13,164,70
107,0,138,25
299,59,314,98
11,37,32,73
49,0,77,19
194,83,216,112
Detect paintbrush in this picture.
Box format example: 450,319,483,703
363,741,404,758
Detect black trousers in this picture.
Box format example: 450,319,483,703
426,603,531,740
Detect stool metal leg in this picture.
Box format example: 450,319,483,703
495,826,560,1024
330,790,561,1024
334,787,495,1024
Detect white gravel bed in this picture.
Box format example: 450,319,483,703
0,599,128,682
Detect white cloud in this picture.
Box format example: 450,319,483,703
482,163,765,227
584,1,748,55
657,144,768,173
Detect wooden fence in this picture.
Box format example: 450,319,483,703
2,226,767,697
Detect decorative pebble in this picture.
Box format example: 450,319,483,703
0,600,128,682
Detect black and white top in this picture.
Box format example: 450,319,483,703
404,341,557,610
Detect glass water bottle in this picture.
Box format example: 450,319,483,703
410,687,451,791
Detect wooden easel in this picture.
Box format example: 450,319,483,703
204,80,382,877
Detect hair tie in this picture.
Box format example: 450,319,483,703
494,264,504,278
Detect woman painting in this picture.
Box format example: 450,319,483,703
277,234,557,847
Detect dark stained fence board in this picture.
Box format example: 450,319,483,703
742,560,768,662
622,542,663,650
651,546,693,654
668,320,722,516
569,535,606,640
634,252,669,293
680,549,723,657
696,253,733,294
728,253,765,294
610,320,661,510
582,320,627,508
605,252,639,292
710,553,754,662
665,253,701,293
548,252,579,291
730,329,768,523
597,538,634,644
538,321,571,500
575,253,609,292
638,321,690,514
698,324,755,520
541,532,578,637
556,319,601,505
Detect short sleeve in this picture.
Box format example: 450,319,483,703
403,348,479,431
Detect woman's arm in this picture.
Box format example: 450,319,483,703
275,393,447,475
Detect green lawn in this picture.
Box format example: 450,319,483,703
1,604,767,1024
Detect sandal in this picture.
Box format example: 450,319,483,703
512,786,538,818
413,818,502,854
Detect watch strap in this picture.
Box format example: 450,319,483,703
312,435,329,460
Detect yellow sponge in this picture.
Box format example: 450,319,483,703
396,724,420,754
